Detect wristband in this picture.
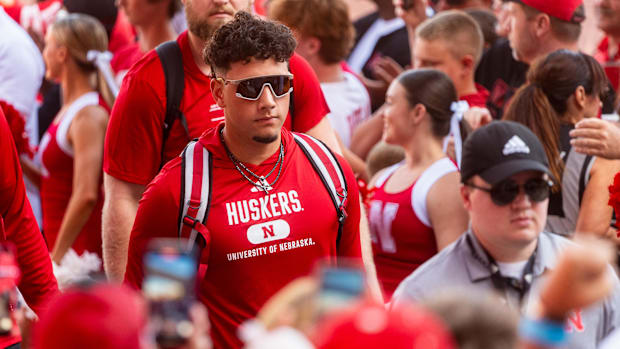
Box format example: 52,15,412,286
519,317,568,347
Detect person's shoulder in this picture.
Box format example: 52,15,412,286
412,238,464,278
288,131,353,178
122,48,165,84
394,236,467,297
144,156,183,196
290,53,313,76
353,11,380,29
73,103,109,128
111,42,142,72
539,231,574,251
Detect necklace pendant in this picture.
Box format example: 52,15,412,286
259,177,267,187
258,177,272,193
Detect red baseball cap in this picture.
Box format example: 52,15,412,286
32,284,146,349
313,302,456,349
509,0,585,23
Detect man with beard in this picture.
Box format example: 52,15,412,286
124,12,363,348
102,0,342,281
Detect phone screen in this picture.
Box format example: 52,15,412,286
316,266,365,314
143,249,196,301
142,239,198,348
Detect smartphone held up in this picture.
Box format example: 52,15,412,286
143,238,199,348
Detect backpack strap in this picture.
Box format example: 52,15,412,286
292,133,348,248
578,154,594,207
178,140,212,261
156,41,188,168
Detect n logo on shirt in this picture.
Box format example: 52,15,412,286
565,310,585,333
247,219,290,244
369,201,399,253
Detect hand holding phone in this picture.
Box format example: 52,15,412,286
143,239,198,348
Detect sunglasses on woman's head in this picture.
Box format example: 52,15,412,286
216,74,294,101
466,177,553,206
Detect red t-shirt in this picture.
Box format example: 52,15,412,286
110,41,143,77
104,31,329,186
460,83,490,108
0,109,58,347
124,126,362,349
594,37,620,92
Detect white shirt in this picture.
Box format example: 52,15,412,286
0,7,45,227
0,7,45,143
321,71,371,148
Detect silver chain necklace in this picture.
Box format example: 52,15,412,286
220,128,284,193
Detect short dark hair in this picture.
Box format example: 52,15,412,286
204,11,297,75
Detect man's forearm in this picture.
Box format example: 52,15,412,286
359,202,383,302
102,195,139,282
102,174,144,282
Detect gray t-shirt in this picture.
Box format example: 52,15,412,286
391,230,620,349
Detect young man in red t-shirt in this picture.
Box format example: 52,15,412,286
124,12,362,348
0,109,58,348
103,0,342,281
111,0,178,83
413,11,489,107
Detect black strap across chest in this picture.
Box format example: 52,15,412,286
466,234,537,305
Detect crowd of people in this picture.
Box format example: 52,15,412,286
1,0,620,348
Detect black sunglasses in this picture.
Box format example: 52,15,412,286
466,177,553,206
216,74,294,101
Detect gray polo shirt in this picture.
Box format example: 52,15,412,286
391,229,620,349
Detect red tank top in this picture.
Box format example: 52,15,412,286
39,92,104,257
368,158,457,300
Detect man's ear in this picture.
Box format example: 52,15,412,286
297,36,321,59
211,79,226,108
460,183,473,210
534,13,551,38
304,37,321,56
460,54,475,77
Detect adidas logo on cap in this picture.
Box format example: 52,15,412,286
502,135,530,156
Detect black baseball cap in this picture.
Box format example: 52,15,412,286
460,121,552,185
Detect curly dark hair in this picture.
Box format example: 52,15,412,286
204,11,297,75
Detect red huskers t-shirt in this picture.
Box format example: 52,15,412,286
104,31,329,186
0,110,58,347
125,126,362,349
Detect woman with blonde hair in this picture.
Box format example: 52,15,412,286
37,13,114,266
